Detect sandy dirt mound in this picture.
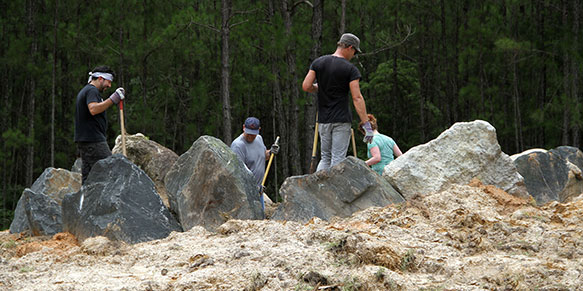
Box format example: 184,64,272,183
1,181,582,290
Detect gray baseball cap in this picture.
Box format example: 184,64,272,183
338,33,362,53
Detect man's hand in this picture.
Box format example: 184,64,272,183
270,143,280,155
361,121,374,143
109,87,125,104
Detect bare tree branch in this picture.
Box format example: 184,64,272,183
291,0,313,16
191,20,220,33
359,24,415,57
229,19,250,29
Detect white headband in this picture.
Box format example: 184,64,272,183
87,72,114,83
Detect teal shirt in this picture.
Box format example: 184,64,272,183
367,133,396,175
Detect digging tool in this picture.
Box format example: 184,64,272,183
119,100,127,156
261,136,280,189
309,113,319,174
351,128,357,157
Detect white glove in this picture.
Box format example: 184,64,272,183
109,87,125,104
361,121,374,143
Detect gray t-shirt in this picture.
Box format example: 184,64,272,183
231,134,266,186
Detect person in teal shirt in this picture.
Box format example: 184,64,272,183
359,114,403,175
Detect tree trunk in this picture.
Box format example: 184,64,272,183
533,0,548,147
512,52,523,153
562,1,570,145
50,0,58,167
141,0,149,134
339,0,346,35
440,0,451,125
304,0,323,173
25,0,38,187
391,2,399,136
268,0,289,180
571,1,580,146
281,0,301,175
221,0,233,144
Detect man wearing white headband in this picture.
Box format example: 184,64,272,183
74,65,126,184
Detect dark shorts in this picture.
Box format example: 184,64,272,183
77,141,112,184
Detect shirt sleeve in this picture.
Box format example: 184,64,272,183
85,87,102,105
349,64,361,82
387,137,396,149
367,138,380,151
231,142,245,162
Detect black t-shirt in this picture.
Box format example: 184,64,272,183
74,84,107,142
310,55,361,123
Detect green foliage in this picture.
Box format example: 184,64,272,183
495,37,531,52
0,209,16,231
2,129,31,148
341,276,363,291
1,0,583,225
374,267,386,282
399,249,417,272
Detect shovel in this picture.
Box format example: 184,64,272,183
119,100,127,156
351,128,357,157
261,136,280,189
309,113,319,174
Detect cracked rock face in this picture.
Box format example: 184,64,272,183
164,136,264,232
384,120,528,200
272,156,405,223
10,167,81,235
112,133,179,209
62,154,181,244
513,146,583,205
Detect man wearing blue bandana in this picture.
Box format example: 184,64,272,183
74,65,126,184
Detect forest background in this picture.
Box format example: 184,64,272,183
1,0,581,230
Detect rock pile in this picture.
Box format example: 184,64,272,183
10,120,583,248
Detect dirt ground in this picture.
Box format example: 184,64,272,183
1,182,582,290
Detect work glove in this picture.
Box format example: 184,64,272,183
270,143,280,155
361,121,374,144
109,87,125,104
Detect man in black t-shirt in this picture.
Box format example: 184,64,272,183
302,33,375,172
74,65,125,184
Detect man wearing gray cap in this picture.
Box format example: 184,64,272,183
302,33,374,172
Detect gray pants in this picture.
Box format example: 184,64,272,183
77,141,112,184
317,123,351,172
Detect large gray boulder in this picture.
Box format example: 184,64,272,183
513,146,583,205
71,158,82,173
19,189,63,236
10,167,81,235
271,156,405,223
164,136,264,232
112,133,178,209
551,146,583,171
62,154,182,244
384,120,528,200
